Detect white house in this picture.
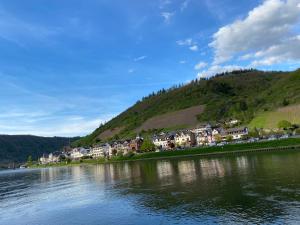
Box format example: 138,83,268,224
111,141,130,155
39,152,61,164
39,154,49,165
70,148,90,159
225,127,248,140
195,131,213,146
152,133,174,150
91,144,111,158
191,124,212,134
175,131,195,147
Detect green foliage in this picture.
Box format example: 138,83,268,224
0,135,79,165
282,98,290,106
27,155,32,166
140,139,156,152
75,69,300,146
226,135,233,142
249,128,260,138
278,120,292,129
214,134,222,143
117,151,123,157
124,150,135,158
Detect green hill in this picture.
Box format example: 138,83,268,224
0,135,79,166
75,69,300,146
249,104,300,129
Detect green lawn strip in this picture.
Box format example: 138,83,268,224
123,138,300,161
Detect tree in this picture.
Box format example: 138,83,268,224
278,120,292,129
27,155,32,166
249,128,260,138
226,135,233,142
140,139,155,152
282,98,289,106
295,128,300,135
214,134,222,143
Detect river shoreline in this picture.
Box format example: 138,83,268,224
29,138,300,169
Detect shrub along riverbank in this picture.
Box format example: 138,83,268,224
31,137,300,168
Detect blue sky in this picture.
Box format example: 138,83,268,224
0,0,300,136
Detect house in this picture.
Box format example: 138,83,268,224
70,147,90,160
91,145,105,158
111,140,130,155
190,124,212,134
39,154,49,165
39,151,62,164
225,119,240,126
175,131,196,147
91,144,112,158
191,124,213,146
129,135,144,152
49,152,61,163
195,130,213,146
224,127,248,140
152,133,175,150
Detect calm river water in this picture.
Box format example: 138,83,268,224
1,150,300,225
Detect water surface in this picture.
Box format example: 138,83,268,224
1,150,300,224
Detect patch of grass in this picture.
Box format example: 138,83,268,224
249,104,300,129
128,138,300,160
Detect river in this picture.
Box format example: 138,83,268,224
1,150,300,225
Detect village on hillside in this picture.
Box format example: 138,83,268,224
39,120,295,165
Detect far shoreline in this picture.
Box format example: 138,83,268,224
29,138,300,169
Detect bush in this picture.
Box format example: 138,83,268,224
282,98,289,106
124,150,135,158
226,135,233,142
140,139,156,152
278,120,292,129
117,151,124,157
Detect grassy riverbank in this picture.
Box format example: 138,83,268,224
31,138,300,168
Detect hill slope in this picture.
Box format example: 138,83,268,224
0,135,79,166
75,69,300,146
249,104,300,129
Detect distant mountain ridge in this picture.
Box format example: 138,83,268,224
73,69,300,146
0,135,79,166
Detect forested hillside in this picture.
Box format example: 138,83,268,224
0,135,79,166
75,69,300,146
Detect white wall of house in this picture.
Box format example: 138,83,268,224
153,139,169,149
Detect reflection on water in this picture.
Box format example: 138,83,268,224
1,150,300,225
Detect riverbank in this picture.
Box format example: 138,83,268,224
31,137,300,168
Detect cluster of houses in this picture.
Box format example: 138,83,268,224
39,123,249,165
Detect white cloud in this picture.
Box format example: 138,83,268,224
189,45,198,51
159,0,172,9
181,0,190,11
210,0,300,64
134,55,147,62
177,38,199,51
179,60,187,64
161,12,175,23
250,36,300,66
128,69,135,73
0,116,113,137
176,38,193,46
0,8,61,46
194,61,208,70
197,64,244,78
